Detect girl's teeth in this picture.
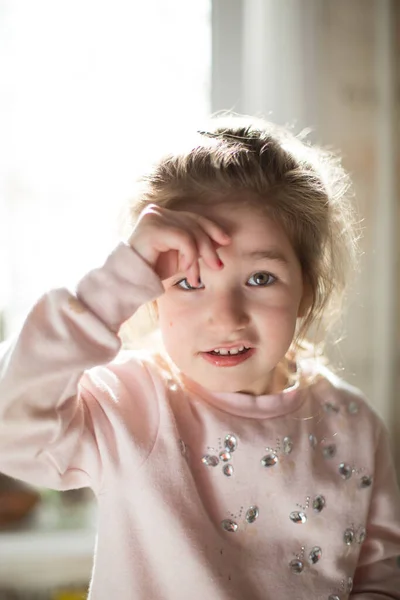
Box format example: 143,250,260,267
212,346,246,355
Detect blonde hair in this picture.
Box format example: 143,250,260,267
122,115,360,361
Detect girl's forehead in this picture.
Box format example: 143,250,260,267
185,200,284,240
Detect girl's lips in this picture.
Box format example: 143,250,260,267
200,348,256,367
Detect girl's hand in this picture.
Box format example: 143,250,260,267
128,204,231,287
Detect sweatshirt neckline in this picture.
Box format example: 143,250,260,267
179,372,306,419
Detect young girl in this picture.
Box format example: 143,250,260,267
1,116,399,599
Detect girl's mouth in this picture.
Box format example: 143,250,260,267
201,347,255,367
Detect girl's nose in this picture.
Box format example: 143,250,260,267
206,291,250,331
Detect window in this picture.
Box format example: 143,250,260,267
0,0,211,337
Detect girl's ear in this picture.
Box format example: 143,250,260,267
298,282,313,318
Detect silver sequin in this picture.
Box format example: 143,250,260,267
312,495,326,512
339,463,352,479
289,559,304,574
223,464,234,477
348,401,359,414
202,455,219,467
360,475,372,488
245,506,259,524
309,434,318,448
343,528,354,545
290,511,307,524
219,450,231,462
224,434,238,453
261,452,278,467
347,577,353,592
358,527,366,544
283,436,293,454
322,444,337,459
309,546,322,564
221,519,238,533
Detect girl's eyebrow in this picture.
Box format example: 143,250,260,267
243,248,290,265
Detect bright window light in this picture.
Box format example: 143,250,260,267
0,0,211,336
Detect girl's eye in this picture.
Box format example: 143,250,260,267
175,273,276,290
175,278,205,291
247,272,276,286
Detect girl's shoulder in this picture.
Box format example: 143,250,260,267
80,342,174,398
300,357,385,434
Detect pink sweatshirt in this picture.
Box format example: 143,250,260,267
0,242,399,600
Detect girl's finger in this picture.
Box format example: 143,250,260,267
155,207,230,266
186,261,201,288
176,236,198,271
191,224,223,271
193,214,231,246
151,227,199,277
178,252,188,273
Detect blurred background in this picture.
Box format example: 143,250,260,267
0,0,398,597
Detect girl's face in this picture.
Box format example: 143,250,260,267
156,200,310,395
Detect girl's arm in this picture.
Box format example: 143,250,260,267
351,420,400,598
0,242,164,492
0,205,227,493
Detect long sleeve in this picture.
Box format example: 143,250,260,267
0,242,164,492
351,419,400,598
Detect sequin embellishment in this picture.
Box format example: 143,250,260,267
358,527,366,543
221,505,256,533
312,495,326,512
329,575,352,599
261,451,278,467
219,451,231,462
290,511,307,524
245,506,259,524
309,546,322,564
360,475,372,488
223,464,234,477
283,436,293,454
221,519,238,533
289,544,323,574
202,434,238,477
260,436,295,468
289,559,304,574
201,455,219,467
309,434,318,448
224,434,238,453
344,528,354,545
339,463,352,479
